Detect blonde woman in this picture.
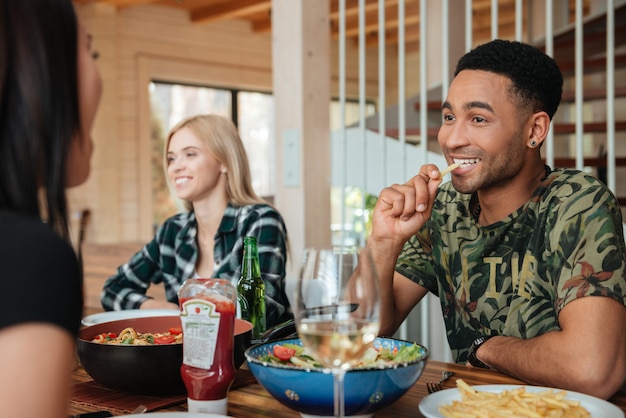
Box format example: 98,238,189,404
102,114,291,327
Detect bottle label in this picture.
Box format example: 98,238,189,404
180,299,221,369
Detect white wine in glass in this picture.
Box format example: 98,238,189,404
294,247,380,417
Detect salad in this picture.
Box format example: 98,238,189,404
259,342,423,369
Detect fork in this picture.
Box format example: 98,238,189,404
426,371,455,394
130,405,147,414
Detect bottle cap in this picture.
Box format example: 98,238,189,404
187,397,228,414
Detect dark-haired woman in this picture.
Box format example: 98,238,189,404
0,1,102,416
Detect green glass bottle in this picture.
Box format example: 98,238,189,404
237,236,266,340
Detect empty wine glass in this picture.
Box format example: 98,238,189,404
293,247,380,417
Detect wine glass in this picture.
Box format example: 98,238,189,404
293,247,380,417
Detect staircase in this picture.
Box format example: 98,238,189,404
402,3,626,208
545,2,626,206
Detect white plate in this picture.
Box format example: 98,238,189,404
419,384,624,418
81,309,180,326
120,413,231,417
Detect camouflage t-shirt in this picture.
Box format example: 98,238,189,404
396,168,626,363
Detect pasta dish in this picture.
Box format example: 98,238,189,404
91,326,183,345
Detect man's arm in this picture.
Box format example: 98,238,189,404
366,164,445,336
476,296,626,399
367,233,429,335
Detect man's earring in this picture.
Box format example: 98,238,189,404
529,140,537,147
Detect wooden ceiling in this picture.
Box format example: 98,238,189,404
75,0,585,50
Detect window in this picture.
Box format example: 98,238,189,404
237,91,275,198
149,82,272,226
330,100,377,246
149,80,376,247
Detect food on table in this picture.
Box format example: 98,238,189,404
440,162,460,178
439,379,590,418
258,341,423,369
91,326,183,345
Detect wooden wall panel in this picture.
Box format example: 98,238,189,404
73,3,275,243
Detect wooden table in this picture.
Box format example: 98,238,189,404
68,359,626,417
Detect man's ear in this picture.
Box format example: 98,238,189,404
527,111,551,148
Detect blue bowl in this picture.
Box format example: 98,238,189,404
245,337,429,417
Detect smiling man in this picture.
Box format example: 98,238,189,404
367,39,626,400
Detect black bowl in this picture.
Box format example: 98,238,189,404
77,315,252,395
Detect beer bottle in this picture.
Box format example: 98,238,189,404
237,236,266,339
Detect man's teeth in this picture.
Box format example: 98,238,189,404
453,158,480,168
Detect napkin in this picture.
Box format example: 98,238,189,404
70,368,258,414
70,380,186,414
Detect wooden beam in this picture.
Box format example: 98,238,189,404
550,157,626,168
409,87,626,110
73,0,159,6
112,0,158,7
472,0,516,13
329,0,400,20
384,127,441,139
190,0,271,25
251,16,272,33
535,3,626,61
553,121,626,134
551,27,626,69
414,101,445,112
367,23,419,47
558,54,626,77
333,7,419,39
562,86,626,102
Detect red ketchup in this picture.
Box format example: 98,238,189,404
178,278,237,414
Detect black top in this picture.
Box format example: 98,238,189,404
0,211,83,337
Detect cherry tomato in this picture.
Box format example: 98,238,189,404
169,327,182,335
154,335,176,344
273,345,296,361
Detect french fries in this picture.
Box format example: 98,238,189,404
439,379,591,418
440,163,460,178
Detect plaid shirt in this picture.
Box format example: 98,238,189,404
101,203,292,327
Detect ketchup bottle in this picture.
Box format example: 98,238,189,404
178,278,237,414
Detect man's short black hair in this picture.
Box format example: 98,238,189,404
454,39,563,120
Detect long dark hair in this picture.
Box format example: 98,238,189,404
0,0,80,239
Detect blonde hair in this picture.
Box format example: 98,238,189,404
164,114,266,211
